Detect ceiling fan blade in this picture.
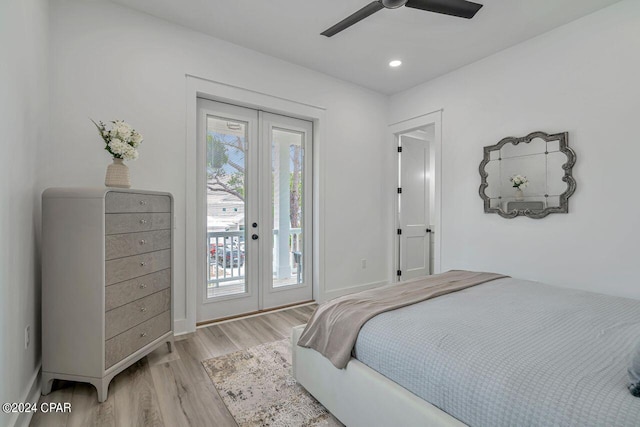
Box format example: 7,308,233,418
405,0,483,19
321,1,385,37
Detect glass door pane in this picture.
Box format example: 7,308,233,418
271,128,304,288
206,116,247,299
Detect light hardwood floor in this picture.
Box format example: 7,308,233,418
30,304,316,427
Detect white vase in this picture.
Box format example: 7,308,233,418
105,158,131,188
515,188,524,201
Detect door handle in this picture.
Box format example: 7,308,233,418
252,234,259,240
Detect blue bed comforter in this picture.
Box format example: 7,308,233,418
353,278,640,426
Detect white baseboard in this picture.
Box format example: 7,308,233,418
322,280,387,303
9,364,41,427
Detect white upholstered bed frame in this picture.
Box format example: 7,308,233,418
291,324,465,427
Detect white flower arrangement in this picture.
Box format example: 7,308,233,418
91,119,143,161
510,174,529,189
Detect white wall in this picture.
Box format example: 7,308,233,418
389,0,640,299
46,0,390,331
0,0,49,426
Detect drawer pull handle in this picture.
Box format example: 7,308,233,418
140,332,147,337
139,283,147,289
140,219,147,224
140,262,146,267
140,239,146,245
140,307,147,312
139,200,147,205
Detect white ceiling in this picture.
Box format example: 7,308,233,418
109,0,622,94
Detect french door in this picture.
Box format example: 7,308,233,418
196,99,313,323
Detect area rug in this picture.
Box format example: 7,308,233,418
202,339,342,427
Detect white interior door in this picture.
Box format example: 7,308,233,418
196,100,313,323
398,135,431,280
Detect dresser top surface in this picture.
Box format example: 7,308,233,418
43,187,173,200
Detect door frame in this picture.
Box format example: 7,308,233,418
183,75,325,334
389,110,443,282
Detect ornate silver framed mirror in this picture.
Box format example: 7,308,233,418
479,131,576,219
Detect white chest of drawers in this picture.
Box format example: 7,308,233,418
41,188,174,402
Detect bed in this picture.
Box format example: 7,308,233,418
292,275,640,426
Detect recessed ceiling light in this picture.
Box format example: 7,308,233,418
389,60,402,68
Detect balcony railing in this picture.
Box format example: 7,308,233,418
207,229,302,294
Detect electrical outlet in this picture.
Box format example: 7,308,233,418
24,325,30,350
361,259,367,269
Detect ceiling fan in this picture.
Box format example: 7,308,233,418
321,0,483,37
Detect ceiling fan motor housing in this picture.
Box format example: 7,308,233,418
382,0,408,9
